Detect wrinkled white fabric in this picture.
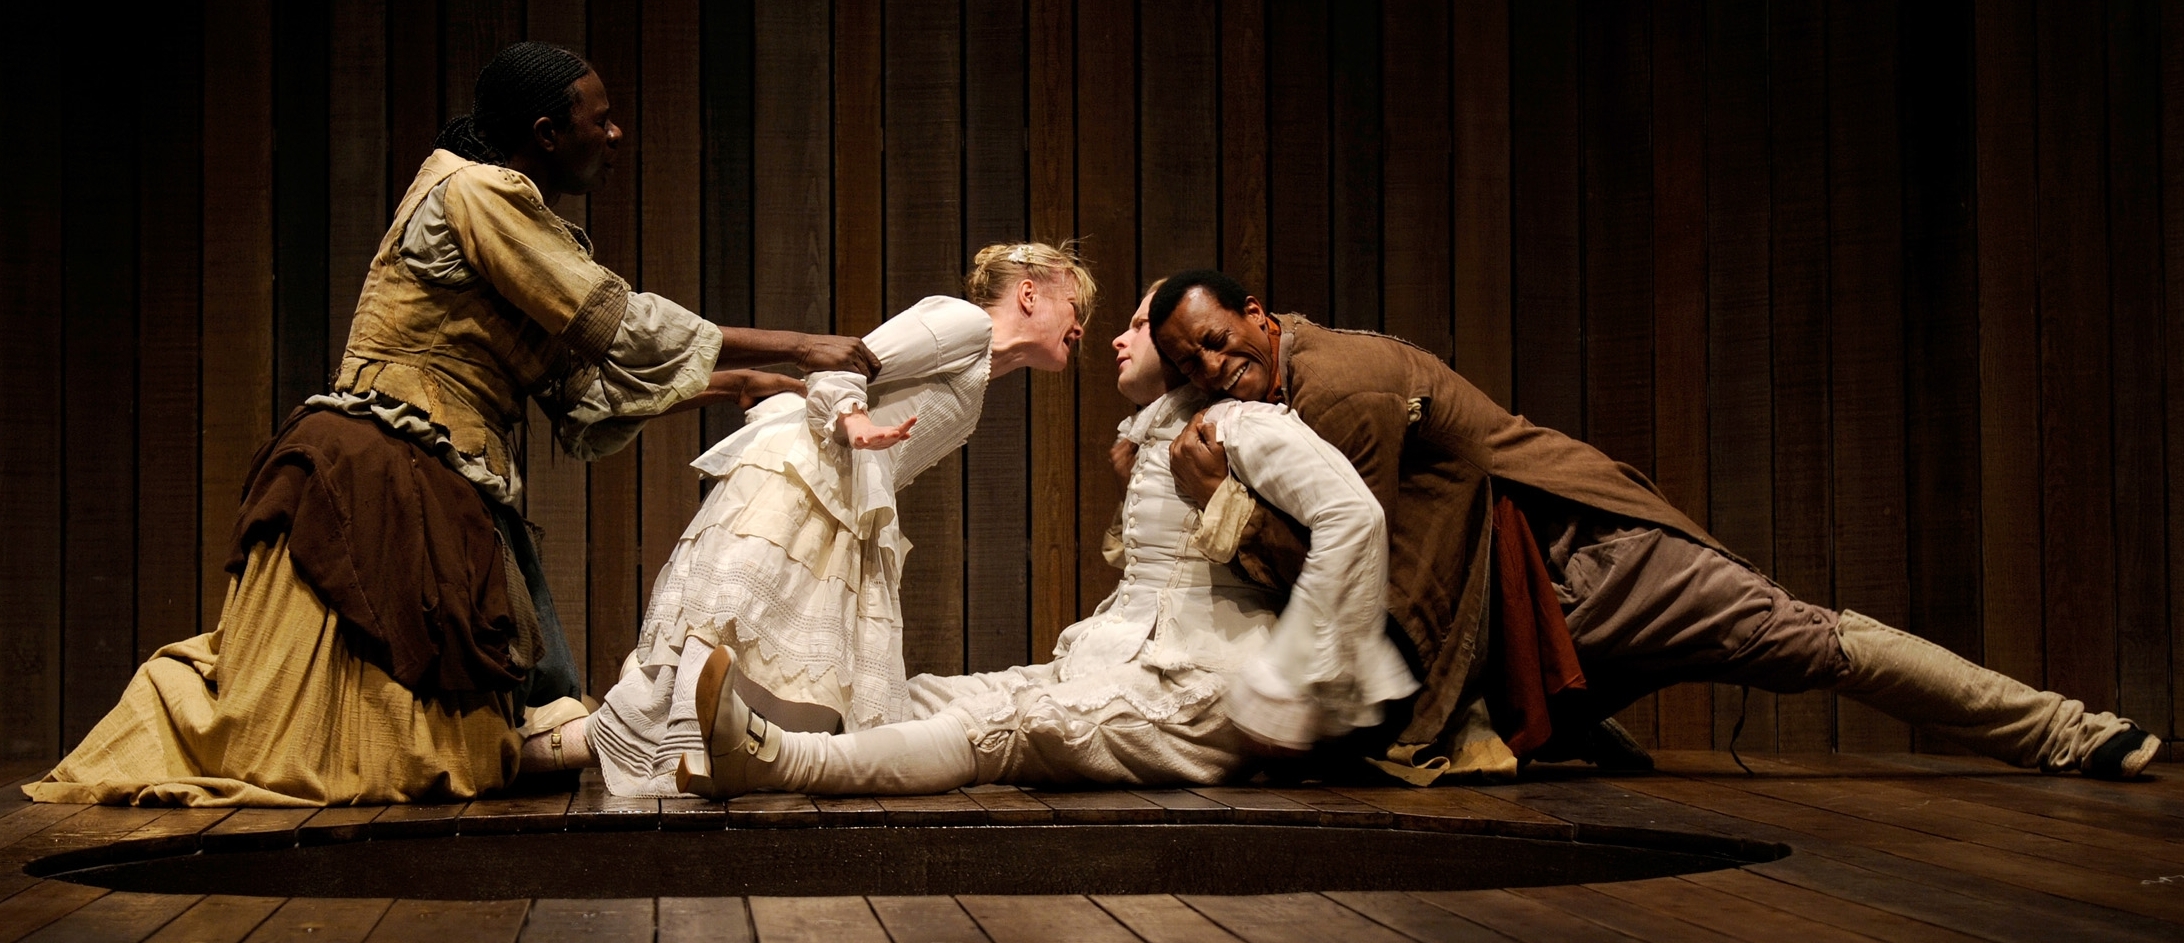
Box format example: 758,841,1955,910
766,715,978,795
589,298,995,796
800,295,996,490
1196,398,1417,748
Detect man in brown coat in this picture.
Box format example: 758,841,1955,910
1148,269,2158,782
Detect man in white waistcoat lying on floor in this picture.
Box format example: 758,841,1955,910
675,286,1419,797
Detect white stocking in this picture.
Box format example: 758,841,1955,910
768,714,978,795
520,716,596,772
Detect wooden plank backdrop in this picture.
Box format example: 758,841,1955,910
6,0,2182,761
1768,0,1834,754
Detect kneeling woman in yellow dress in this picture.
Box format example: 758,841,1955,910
27,42,875,807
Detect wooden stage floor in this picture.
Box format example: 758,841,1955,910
0,750,2176,942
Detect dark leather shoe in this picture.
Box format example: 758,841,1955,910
2084,728,2158,781
1583,717,1655,771
1529,717,1656,770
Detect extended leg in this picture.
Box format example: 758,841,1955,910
1557,526,2156,779
682,643,975,797
1832,610,2154,778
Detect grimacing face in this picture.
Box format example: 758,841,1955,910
1023,277,1085,372
1152,288,1277,403
1112,290,1167,406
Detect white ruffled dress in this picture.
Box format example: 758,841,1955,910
590,296,994,796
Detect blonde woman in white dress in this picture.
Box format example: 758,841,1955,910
575,243,1093,797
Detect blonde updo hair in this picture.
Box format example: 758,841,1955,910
964,241,1098,326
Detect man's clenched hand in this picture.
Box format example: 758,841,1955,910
1168,413,1230,507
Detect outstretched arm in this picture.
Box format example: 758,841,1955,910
660,369,807,414
805,296,991,447
716,326,879,377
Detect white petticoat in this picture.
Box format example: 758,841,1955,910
590,394,914,796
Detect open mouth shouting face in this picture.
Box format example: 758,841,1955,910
1152,287,1277,403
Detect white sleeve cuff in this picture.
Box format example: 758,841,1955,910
1224,659,1320,753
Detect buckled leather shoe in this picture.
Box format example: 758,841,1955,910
674,644,783,798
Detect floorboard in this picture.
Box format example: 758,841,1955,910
1756,754,2184,870
655,897,751,943
1089,894,1248,943
743,898,885,943
1872,752,2184,819
1847,754,2184,841
1320,891,1511,943
1414,889,1642,943
1677,869,1989,943
201,809,313,853
141,896,285,943
0,882,107,943
14,890,198,943
1583,877,1877,943
361,900,526,943
297,808,379,846
239,898,390,943
1505,884,1744,943
956,896,1136,943
1684,775,2184,921
1617,777,2181,942
866,896,990,943
1179,893,1412,943
0,758,2173,942
516,898,650,943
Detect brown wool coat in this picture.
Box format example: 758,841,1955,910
1233,315,1731,750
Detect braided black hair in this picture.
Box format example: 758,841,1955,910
433,42,594,164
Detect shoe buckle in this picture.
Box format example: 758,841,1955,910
743,712,769,754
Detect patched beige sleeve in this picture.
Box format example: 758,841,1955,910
440,164,625,364
1188,475,1255,563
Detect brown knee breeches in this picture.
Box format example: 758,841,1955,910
1553,525,1850,710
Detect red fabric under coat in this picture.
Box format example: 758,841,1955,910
1487,496,1587,757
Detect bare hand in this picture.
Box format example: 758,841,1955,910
1168,414,1230,507
797,335,881,378
842,410,916,450
721,370,805,409
1110,438,1139,481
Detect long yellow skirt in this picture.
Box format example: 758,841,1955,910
23,536,521,807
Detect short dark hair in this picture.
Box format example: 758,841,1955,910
1148,269,1250,335
432,42,594,164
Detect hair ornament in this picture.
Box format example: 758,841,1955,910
1007,244,1031,264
